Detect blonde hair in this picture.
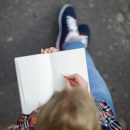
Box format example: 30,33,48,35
36,88,100,130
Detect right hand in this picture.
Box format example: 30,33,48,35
64,73,88,90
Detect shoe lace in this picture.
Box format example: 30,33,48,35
66,16,78,32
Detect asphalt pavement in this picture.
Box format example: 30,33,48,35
0,0,130,129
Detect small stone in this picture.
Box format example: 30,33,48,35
97,51,103,56
116,12,125,23
107,24,112,29
90,3,94,8
103,74,109,79
0,91,2,95
108,18,112,23
109,45,114,51
127,21,130,25
102,18,107,23
6,36,13,42
128,113,130,116
124,93,128,98
114,24,122,33
1,73,4,78
33,13,37,18
128,3,130,12
119,72,122,77
114,42,118,46
28,8,33,13
14,0,18,4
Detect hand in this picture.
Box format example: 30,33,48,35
64,73,88,90
41,47,59,54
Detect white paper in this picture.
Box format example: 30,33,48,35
50,48,90,92
15,54,54,114
15,48,90,114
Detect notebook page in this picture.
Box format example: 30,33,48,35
15,54,54,114
50,48,90,92
15,60,27,113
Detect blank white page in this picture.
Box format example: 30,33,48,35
50,48,90,92
15,54,54,114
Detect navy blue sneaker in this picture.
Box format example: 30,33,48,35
56,23,91,49
56,4,79,50
78,24,91,47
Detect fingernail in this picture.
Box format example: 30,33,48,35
41,48,43,53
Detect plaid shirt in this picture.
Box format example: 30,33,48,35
8,101,123,130
96,101,123,130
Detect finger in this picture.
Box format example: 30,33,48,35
50,50,54,53
48,47,54,52
49,48,56,53
54,48,59,52
41,47,59,53
75,75,87,85
50,47,59,51
51,49,58,53
45,48,49,50
47,48,52,53
48,50,52,53
44,50,48,53
50,47,56,50
41,48,44,53
43,48,48,53
69,80,79,87
45,48,49,52
46,48,50,53
50,47,57,50
64,74,77,80
54,48,58,51
64,77,78,88
64,78,72,90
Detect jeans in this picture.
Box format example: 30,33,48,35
63,40,115,114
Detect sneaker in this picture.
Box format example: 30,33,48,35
56,4,79,50
78,24,91,48
56,23,91,49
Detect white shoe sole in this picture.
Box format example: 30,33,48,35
56,4,73,50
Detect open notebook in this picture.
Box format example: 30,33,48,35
15,48,90,114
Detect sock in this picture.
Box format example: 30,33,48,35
65,31,80,43
79,35,88,48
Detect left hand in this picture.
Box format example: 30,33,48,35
41,47,59,54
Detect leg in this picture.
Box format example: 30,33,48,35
56,4,115,114
63,40,115,114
